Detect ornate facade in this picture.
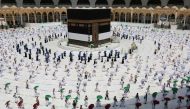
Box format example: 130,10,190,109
0,0,190,27
112,6,190,25
0,6,67,27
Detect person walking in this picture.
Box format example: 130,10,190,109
112,96,118,107
105,90,109,100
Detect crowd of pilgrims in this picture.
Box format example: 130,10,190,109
1,24,190,109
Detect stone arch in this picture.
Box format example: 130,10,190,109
59,0,72,5
126,12,131,22
0,13,4,18
152,14,158,23
54,12,60,22
6,13,13,27
14,13,21,26
112,0,125,6
130,0,142,6
22,13,28,23
61,12,67,23
176,14,184,24
42,12,48,22
48,12,53,22
139,13,145,23
120,12,125,22
29,13,35,23
145,13,151,23
115,12,119,21
95,0,108,5
168,0,184,6
132,13,138,22
168,14,175,22
23,0,35,6
147,0,161,6
160,13,167,21
36,12,42,23
77,0,90,5
40,0,54,5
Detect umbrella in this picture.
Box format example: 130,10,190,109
5,83,10,87
59,88,64,93
153,100,160,105
65,95,71,100
74,97,78,102
105,104,111,109
164,97,171,101
152,92,158,98
97,95,103,100
124,84,130,92
124,86,129,92
178,96,184,100
45,95,51,100
33,86,39,90
173,80,178,83
135,102,142,107
88,104,94,109
172,87,178,94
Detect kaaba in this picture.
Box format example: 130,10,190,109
67,8,111,48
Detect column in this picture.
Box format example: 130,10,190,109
89,0,95,7
158,15,160,23
52,13,55,22
47,13,49,22
113,13,115,21
137,14,139,23
175,12,177,24
71,0,77,8
41,13,43,22
20,14,23,25
35,0,40,7
125,13,126,22
27,14,29,23
144,15,145,23
184,16,186,26
4,14,6,22
12,14,15,25
166,15,169,22
151,14,153,23
34,13,37,23
107,0,114,7
60,13,62,22
131,13,133,22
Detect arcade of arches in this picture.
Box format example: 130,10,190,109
112,6,190,25
0,6,190,27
